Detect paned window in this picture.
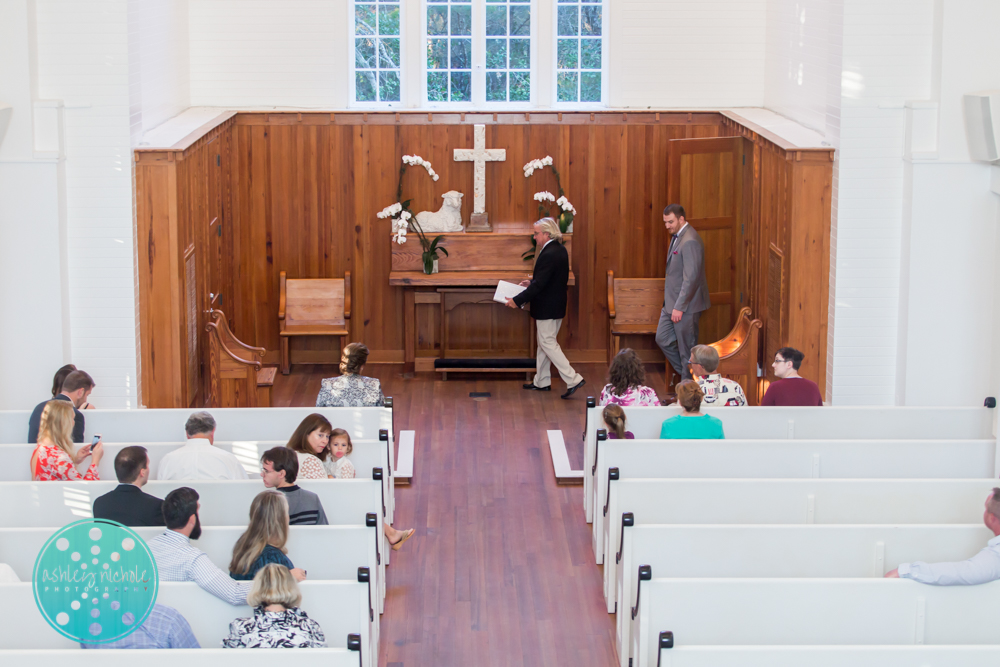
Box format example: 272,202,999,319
426,0,474,103
485,0,531,103
556,0,603,103
354,1,401,104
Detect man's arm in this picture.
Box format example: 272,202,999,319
513,252,557,308
673,241,705,313
189,552,252,605
894,547,1000,586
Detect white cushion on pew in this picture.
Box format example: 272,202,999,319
602,478,998,621
0,649,360,667
0,581,371,661
633,578,1000,667
652,645,1000,667
581,405,995,522
616,524,993,667
590,438,996,565
0,406,392,445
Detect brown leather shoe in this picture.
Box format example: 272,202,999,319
660,393,677,406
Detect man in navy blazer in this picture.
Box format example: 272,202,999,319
507,218,586,399
656,204,711,382
93,446,165,527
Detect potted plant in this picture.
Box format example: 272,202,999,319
377,155,449,274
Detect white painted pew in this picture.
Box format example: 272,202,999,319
591,438,996,564
653,645,1000,667
0,438,396,524
0,524,383,615
1,649,362,667
582,404,996,522
0,479,389,595
633,579,1000,667
616,524,992,667
2,581,376,667
0,405,393,445
602,478,999,619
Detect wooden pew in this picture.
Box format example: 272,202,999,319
590,437,997,565
581,406,996,523
205,309,276,408
279,271,351,375
633,579,1000,667
602,477,998,620
652,646,1000,667
616,523,991,665
2,581,376,667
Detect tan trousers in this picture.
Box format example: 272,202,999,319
533,318,583,388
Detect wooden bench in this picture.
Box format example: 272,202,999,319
206,309,276,407
279,271,351,375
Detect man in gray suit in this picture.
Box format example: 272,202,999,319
655,204,711,382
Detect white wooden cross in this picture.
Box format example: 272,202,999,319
453,124,506,216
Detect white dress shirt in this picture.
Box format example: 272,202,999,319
898,534,1000,585
148,530,251,605
156,438,249,481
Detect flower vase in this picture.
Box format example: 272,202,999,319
422,256,439,275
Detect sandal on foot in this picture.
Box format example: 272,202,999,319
390,528,415,551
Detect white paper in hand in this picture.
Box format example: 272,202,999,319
494,280,526,304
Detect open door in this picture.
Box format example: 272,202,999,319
666,136,752,344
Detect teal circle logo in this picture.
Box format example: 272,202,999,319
32,519,158,643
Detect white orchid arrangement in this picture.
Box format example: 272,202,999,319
379,154,449,273
523,156,576,260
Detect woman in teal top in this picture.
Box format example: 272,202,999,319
660,380,725,439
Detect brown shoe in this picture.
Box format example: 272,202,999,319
660,394,677,406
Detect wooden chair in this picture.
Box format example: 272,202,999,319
278,271,351,375
709,306,763,404
606,270,663,364
205,309,276,407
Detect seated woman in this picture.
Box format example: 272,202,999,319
230,491,307,582
602,404,634,440
316,343,384,407
31,401,103,480
599,348,659,407
659,381,725,439
222,564,326,649
285,414,333,480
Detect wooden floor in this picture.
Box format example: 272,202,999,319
272,363,665,667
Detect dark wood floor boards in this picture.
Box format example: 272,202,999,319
271,364,666,666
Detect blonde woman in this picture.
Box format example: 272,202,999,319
31,401,103,481
222,564,326,649
315,343,384,407
229,491,307,582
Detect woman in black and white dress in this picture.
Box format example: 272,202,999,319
222,564,325,649
315,342,384,408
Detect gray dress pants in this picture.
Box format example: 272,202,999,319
655,307,701,381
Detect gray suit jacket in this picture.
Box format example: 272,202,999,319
664,224,711,314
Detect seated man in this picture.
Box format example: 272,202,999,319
157,411,249,481
761,346,823,406
689,344,746,407
885,489,1000,585
93,446,164,526
260,447,329,526
28,369,94,443
148,487,252,605
81,604,199,649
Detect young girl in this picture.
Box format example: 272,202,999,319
324,428,356,479
602,404,634,440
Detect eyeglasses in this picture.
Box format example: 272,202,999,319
773,358,789,364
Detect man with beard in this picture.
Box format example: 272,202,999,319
148,487,251,605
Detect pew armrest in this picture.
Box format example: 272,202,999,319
395,430,415,485
278,271,287,321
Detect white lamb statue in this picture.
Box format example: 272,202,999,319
416,191,464,233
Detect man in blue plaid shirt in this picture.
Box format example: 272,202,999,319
81,604,199,649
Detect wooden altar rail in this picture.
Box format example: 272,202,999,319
134,110,832,407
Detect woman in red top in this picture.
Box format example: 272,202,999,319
31,400,103,481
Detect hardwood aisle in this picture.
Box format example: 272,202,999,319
272,364,662,667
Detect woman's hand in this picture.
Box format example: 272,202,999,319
90,440,104,466
73,444,92,464
290,568,307,582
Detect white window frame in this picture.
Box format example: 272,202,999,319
421,0,538,110
349,0,406,108
551,0,608,109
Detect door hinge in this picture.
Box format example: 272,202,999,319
742,154,745,165
219,294,223,306
217,224,222,237
741,223,744,235
740,292,744,304
216,154,220,166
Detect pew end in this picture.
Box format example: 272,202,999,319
206,309,277,408
395,430,415,485
279,271,352,375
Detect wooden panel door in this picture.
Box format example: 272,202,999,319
666,136,751,344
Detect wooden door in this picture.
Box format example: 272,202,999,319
666,136,751,344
